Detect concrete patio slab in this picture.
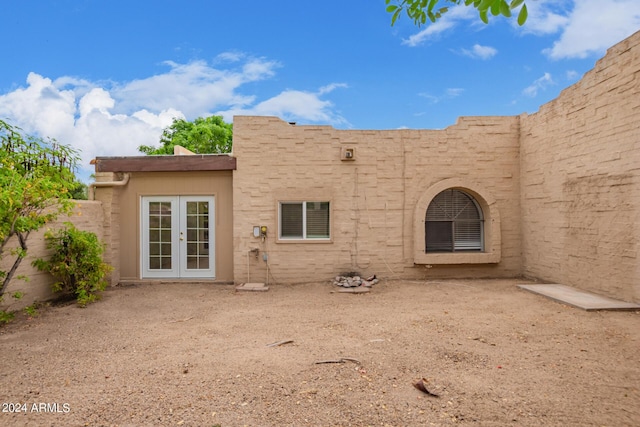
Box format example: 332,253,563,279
235,282,269,292
517,284,640,311
334,287,371,294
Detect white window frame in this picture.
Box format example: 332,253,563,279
278,201,331,241
141,195,215,279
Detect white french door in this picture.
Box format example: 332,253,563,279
141,196,215,278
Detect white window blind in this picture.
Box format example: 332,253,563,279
305,202,330,238
425,189,483,252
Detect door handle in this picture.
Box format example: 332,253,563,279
180,232,184,241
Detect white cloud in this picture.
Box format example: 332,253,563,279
445,88,464,97
460,44,498,60
0,55,347,178
522,72,554,97
219,85,348,125
403,19,457,47
318,83,349,95
133,109,184,129
518,0,571,35
543,0,640,59
402,5,474,47
215,51,244,63
0,73,76,138
566,70,580,80
78,88,115,117
0,73,180,175
419,87,465,103
112,59,279,118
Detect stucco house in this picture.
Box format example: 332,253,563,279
87,30,639,303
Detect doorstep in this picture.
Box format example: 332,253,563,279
235,282,270,292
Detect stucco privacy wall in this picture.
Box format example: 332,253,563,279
232,115,522,284
520,30,640,302
0,201,104,309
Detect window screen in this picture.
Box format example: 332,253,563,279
280,203,303,238
280,201,330,239
305,202,330,238
425,189,483,252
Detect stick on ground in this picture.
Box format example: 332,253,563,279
314,357,361,365
266,339,294,347
168,316,194,323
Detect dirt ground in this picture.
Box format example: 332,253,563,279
0,278,639,427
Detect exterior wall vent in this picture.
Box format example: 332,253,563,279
341,147,356,161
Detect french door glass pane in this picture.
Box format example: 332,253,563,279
185,201,210,270
148,201,172,270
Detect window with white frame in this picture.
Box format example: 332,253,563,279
279,201,330,240
425,189,483,252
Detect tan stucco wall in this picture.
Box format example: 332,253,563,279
0,201,104,309
232,115,522,284
95,171,234,283
520,31,640,302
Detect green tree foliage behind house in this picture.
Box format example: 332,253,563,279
138,115,233,155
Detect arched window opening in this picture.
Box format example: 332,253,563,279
425,189,483,253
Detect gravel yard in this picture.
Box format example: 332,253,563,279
1,279,638,426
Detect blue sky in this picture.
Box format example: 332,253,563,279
1,0,639,179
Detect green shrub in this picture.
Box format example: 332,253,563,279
0,310,14,324
0,291,26,325
33,223,112,307
23,303,39,317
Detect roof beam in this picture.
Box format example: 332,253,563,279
94,155,237,172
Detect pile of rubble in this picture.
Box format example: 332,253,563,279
333,274,378,288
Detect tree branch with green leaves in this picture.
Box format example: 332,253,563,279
0,120,79,297
386,0,528,26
